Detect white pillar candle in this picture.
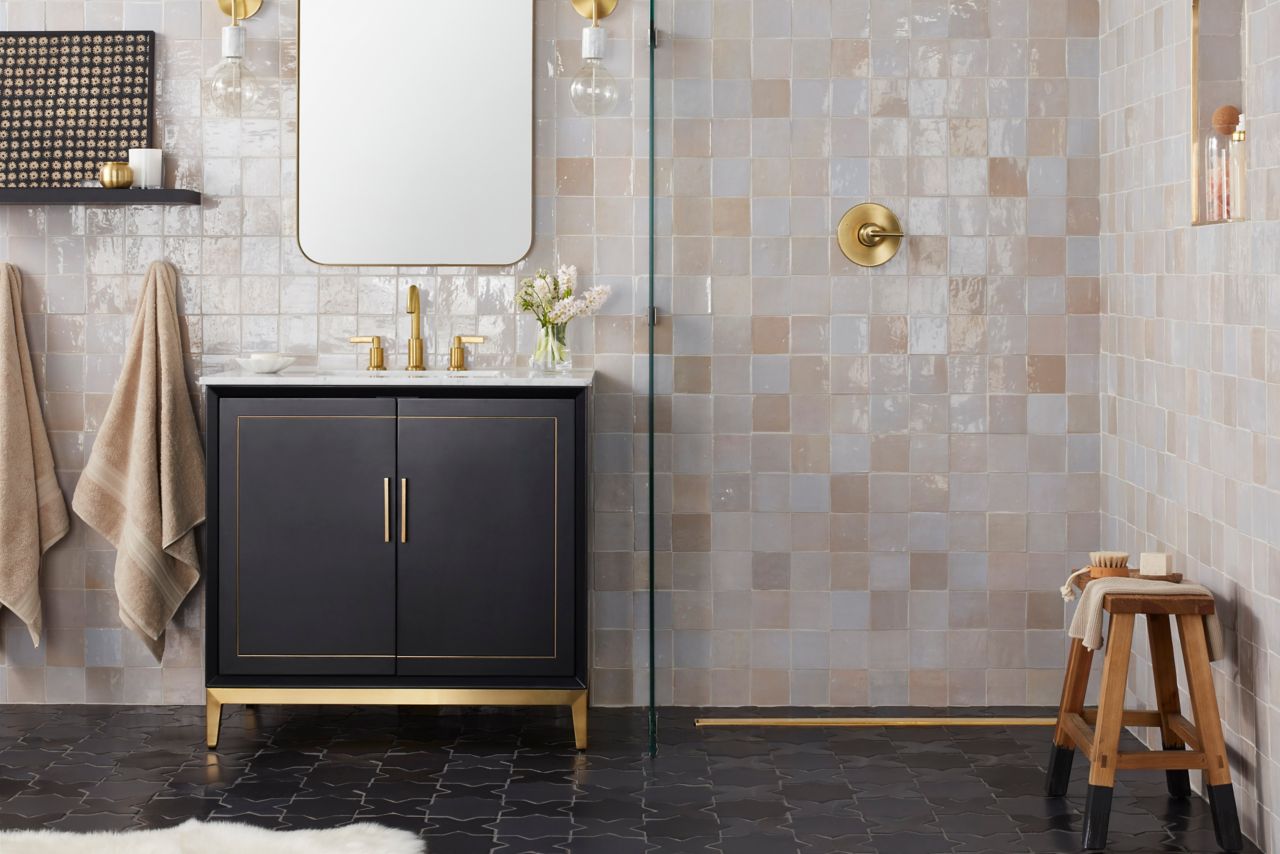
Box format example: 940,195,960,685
128,148,163,189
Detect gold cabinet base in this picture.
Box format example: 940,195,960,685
838,202,904,267
571,0,618,20
218,0,263,19
206,687,588,750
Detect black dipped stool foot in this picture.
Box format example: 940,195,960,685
1082,784,1113,850
1044,743,1075,797
1207,783,1243,852
1165,767,1192,798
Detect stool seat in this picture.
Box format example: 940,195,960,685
1046,585,1242,852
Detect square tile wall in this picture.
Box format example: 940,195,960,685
650,0,1101,710
0,0,647,706
0,0,1102,715
1099,0,1280,846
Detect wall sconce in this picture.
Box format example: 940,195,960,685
569,0,619,116
209,0,264,116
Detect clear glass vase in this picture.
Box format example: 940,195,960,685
530,323,572,372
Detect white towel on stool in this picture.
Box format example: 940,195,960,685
0,264,70,644
1066,575,1225,661
71,261,205,660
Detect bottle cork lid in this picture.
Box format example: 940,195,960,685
1212,104,1241,136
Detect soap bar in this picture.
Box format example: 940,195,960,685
1139,552,1171,576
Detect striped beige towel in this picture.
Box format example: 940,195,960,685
72,261,205,660
0,264,70,644
1067,575,1225,661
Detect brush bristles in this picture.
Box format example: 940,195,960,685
1090,551,1130,568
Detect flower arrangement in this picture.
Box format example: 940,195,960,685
517,265,609,371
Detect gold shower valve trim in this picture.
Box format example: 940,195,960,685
571,0,618,20
217,0,263,20
838,202,905,267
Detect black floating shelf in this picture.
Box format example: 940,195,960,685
0,188,202,206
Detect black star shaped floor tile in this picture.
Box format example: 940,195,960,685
0,706,1262,854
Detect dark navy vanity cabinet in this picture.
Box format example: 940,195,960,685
201,380,589,748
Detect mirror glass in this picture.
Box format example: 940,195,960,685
298,0,533,265
1193,0,1247,224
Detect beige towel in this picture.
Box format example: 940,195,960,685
1066,574,1226,661
72,261,205,660
0,264,70,644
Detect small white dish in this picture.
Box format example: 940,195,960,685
236,353,296,374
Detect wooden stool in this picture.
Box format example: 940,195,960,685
1044,586,1243,852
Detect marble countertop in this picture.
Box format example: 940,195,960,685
199,368,594,387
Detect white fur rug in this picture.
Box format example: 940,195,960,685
0,818,423,853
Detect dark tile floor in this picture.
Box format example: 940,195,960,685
0,704,1259,853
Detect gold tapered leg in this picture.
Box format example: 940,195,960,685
206,691,223,749
571,691,588,750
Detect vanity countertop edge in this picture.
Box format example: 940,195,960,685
199,369,595,388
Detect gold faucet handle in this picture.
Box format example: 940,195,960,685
349,335,386,371
448,335,485,371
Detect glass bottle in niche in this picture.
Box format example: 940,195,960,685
1203,105,1245,222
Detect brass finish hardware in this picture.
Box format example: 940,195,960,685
98,162,134,189
217,0,263,20
571,0,617,20
448,335,486,371
406,284,425,371
696,716,1057,728
383,477,390,543
400,478,407,543
838,202,905,267
207,687,588,750
348,335,386,371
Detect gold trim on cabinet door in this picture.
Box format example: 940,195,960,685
396,415,560,661
234,414,396,660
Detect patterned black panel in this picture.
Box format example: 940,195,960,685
0,31,155,188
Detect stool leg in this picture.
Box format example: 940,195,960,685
1178,614,1242,853
1147,614,1192,798
1046,638,1093,797
1084,612,1134,851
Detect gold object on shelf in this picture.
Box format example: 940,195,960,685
406,284,425,370
217,0,263,19
696,716,1057,728
448,335,486,371
383,477,390,543
348,335,386,370
206,687,588,749
98,162,134,189
838,202,905,267
571,0,617,19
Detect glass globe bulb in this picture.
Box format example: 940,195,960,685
569,58,618,116
209,24,261,117
209,57,262,116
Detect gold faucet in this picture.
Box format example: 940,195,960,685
349,336,386,371
448,335,486,371
406,284,425,371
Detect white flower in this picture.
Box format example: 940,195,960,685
581,285,609,312
557,265,578,296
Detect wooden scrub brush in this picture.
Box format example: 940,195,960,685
1088,551,1131,579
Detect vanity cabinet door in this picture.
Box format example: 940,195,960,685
217,398,397,675
395,397,575,677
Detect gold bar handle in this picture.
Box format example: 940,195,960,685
400,478,408,543
383,478,390,542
